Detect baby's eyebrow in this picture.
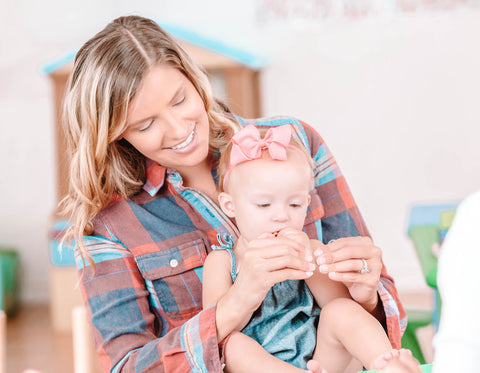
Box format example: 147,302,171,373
250,192,274,198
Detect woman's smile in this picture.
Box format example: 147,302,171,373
166,125,197,152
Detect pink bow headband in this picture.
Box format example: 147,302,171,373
222,124,305,189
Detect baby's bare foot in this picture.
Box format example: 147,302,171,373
306,359,329,373
372,349,413,370
378,349,422,373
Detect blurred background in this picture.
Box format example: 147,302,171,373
1,0,480,371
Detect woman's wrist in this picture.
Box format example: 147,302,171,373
356,291,379,313
364,293,386,323
215,289,250,342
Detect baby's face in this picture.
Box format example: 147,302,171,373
223,149,312,242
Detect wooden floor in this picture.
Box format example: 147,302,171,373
6,291,435,372
7,304,74,373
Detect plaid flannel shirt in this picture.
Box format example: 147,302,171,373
77,116,407,372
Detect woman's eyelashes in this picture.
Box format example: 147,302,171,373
137,91,186,133
139,119,154,132
137,96,185,132
174,96,185,106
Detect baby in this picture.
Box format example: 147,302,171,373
202,124,410,373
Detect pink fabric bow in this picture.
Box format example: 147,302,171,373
223,124,293,189
230,124,292,165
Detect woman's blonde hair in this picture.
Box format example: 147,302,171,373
59,15,240,264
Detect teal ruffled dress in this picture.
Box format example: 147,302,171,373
213,234,321,369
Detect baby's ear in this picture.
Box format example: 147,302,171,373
218,192,236,218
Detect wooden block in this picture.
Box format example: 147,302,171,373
49,266,83,334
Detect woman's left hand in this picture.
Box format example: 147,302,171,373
313,236,382,312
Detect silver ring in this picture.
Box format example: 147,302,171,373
359,258,370,274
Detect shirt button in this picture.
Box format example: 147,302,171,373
169,259,179,268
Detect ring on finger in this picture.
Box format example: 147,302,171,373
359,258,370,274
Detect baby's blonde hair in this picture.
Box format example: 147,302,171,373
59,16,241,265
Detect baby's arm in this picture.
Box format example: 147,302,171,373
202,250,234,308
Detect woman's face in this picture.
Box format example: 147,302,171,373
122,65,210,175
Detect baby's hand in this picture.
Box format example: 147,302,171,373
276,228,312,262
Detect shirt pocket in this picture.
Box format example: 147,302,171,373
135,231,208,321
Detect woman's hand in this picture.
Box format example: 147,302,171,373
276,227,313,262
235,231,315,313
313,237,382,312
216,231,315,336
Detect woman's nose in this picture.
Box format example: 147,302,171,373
163,112,181,131
163,112,187,137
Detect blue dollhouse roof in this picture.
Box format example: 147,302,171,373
42,21,267,74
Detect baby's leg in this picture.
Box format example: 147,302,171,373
312,298,392,373
224,331,308,373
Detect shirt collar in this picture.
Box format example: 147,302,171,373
142,158,167,197
141,151,221,197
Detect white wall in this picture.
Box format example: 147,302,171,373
260,9,480,291
260,9,480,292
1,0,479,302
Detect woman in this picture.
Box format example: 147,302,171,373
60,15,406,372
